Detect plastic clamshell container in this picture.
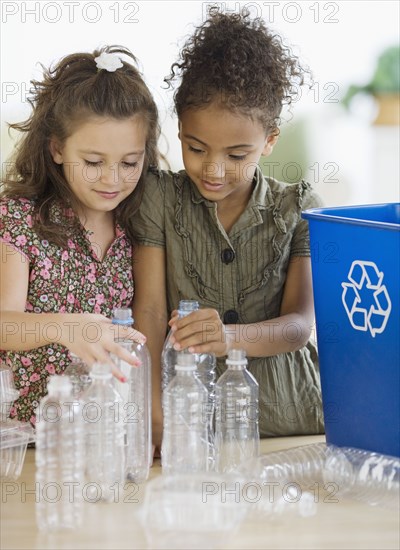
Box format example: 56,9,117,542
302,203,400,457
0,365,20,420
139,473,248,549
0,420,34,480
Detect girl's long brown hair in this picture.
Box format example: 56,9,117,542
2,45,160,246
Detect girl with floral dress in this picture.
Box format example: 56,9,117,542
0,46,159,424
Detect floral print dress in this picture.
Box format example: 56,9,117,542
0,197,134,424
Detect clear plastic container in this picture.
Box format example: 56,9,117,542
111,307,152,483
138,473,249,550
0,364,20,419
161,300,216,469
35,375,84,531
0,364,34,481
240,442,399,510
0,419,34,480
241,443,328,486
324,445,400,508
161,353,209,475
215,349,259,474
161,300,200,391
161,300,217,400
81,362,125,502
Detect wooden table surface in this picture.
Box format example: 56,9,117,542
1,434,399,549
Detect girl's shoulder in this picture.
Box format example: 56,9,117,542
0,196,36,217
265,176,323,211
142,168,188,202
146,167,186,186
0,197,37,234
0,197,39,253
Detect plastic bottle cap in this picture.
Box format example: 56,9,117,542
90,363,113,379
112,307,134,325
226,349,248,366
47,375,72,393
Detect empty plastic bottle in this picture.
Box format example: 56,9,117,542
111,307,152,483
161,352,209,475
81,363,125,502
215,349,260,473
161,300,216,468
239,442,400,510
241,443,328,486
35,375,84,531
63,353,91,399
324,445,400,509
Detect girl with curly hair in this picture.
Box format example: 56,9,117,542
0,46,159,423
132,10,324,449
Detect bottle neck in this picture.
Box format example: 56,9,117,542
112,320,133,342
177,303,199,318
226,365,246,371
175,368,196,375
112,320,133,327
177,310,192,319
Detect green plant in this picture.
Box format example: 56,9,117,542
342,45,400,108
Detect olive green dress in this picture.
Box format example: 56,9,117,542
132,168,325,437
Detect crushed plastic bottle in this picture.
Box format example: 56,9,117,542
161,300,216,469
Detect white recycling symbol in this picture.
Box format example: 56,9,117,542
341,260,392,338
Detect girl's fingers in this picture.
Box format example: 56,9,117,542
168,315,179,327
129,329,147,345
173,322,222,349
173,309,221,331
107,341,142,367
187,342,227,357
111,364,128,383
111,324,147,345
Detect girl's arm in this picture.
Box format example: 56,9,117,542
168,256,314,357
0,242,143,376
132,245,168,449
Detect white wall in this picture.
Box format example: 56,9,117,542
1,1,399,205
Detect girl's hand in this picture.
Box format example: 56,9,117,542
168,308,233,357
59,313,146,381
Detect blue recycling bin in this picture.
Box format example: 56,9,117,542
302,203,400,457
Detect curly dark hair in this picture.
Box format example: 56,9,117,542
2,45,160,247
165,8,310,134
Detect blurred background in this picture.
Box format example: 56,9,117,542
1,0,399,206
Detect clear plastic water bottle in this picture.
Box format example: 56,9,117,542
215,349,260,473
81,363,125,502
162,300,199,390
161,352,209,475
111,307,152,483
63,353,91,399
161,300,216,468
324,445,400,509
241,443,328,485
35,375,84,531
